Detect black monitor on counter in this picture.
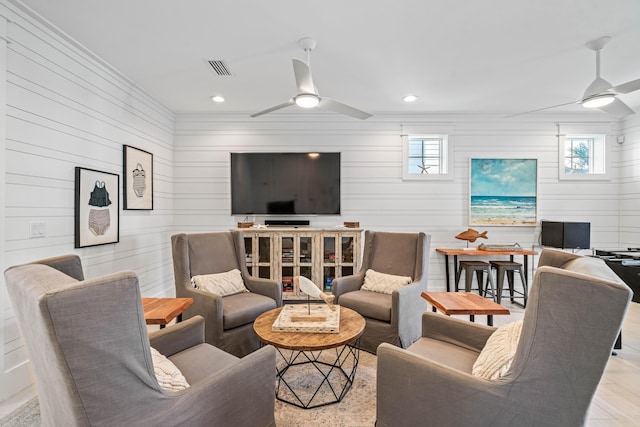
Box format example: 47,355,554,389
541,221,591,249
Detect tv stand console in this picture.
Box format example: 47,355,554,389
236,227,362,301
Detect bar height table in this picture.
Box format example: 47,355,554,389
436,248,537,294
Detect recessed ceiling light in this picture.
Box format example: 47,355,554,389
211,95,225,103
403,95,418,103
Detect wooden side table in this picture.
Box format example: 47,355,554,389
420,291,509,326
142,297,193,329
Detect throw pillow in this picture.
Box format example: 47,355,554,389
472,319,524,380
361,269,412,294
150,347,190,391
191,268,248,296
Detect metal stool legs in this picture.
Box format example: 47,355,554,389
455,261,496,301
487,261,528,307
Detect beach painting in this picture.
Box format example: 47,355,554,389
469,158,537,226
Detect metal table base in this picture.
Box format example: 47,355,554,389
274,339,360,409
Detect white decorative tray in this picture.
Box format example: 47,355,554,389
272,304,340,333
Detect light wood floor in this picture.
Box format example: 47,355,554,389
2,303,639,425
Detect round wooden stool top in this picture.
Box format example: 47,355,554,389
254,306,365,351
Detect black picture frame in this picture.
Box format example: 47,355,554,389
123,145,153,210
75,167,120,248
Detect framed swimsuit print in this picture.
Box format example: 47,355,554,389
75,167,120,248
123,145,153,210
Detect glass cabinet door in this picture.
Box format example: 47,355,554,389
324,236,336,264
300,236,313,263
258,237,271,263
281,236,294,265
281,266,294,294
324,266,335,292
257,236,272,279
341,236,354,263
244,236,253,276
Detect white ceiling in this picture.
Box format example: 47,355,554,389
16,0,640,118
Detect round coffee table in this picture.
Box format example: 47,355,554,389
254,305,365,409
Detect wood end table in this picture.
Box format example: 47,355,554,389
142,297,193,329
421,291,509,326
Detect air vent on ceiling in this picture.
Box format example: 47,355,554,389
208,60,233,76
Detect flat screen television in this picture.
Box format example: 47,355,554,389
230,152,341,215
541,221,591,249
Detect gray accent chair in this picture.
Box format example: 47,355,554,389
4,255,276,427
376,248,632,427
171,231,282,357
333,230,431,354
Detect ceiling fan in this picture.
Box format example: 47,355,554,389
251,38,372,120
509,36,640,118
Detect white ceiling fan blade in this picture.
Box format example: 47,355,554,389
504,100,581,118
292,59,315,94
317,97,372,120
250,99,295,117
608,78,640,95
599,98,635,116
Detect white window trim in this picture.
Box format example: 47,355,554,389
558,133,611,181
402,133,454,181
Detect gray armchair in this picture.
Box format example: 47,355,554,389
376,249,632,427
333,230,430,353
4,255,276,427
171,231,282,357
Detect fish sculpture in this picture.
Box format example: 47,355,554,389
294,276,336,311
455,228,488,243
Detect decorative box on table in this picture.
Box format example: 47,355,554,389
272,304,340,333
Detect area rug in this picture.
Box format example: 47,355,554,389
0,398,40,427
0,351,376,427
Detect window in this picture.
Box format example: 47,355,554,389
559,134,608,180
402,134,453,180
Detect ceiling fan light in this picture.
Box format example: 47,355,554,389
582,94,615,108
295,94,320,108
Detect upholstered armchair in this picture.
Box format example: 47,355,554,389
4,255,276,427
376,249,632,427
332,230,431,353
171,231,282,357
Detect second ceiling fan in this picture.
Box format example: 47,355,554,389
251,38,372,120
510,36,640,118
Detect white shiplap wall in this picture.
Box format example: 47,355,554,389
0,2,175,400
619,114,640,248
173,113,623,292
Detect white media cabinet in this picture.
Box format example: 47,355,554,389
236,227,363,301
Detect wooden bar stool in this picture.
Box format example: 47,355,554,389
455,261,496,300
486,260,528,307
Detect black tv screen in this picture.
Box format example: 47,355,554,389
230,152,341,215
541,221,591,249
541,221,565,248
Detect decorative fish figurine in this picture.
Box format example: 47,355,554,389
294,276,336,310
455,228,488,243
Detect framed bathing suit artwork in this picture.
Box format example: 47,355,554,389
123,145,153,210
469,158,537,226
75,167,120,248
